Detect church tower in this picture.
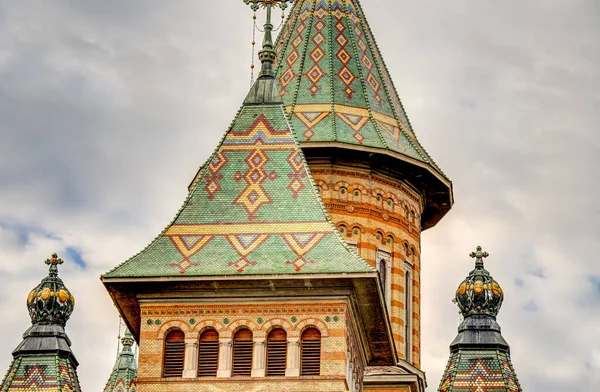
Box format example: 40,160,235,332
438,247,521,391
103,1,452,391
0,254,81,391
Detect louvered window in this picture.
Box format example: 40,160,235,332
300,328,321,376
232,329,253,376
266,329,287,376
198,329,219,377
163,330,185,378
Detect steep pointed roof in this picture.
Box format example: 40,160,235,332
274,0,453,228
103,76,372,279
0,254,81,392
103,330,137,392
438,247,522,392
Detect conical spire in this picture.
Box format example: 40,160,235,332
438,247,521,392
0,253,81,391
244,0,295,104
273,0,453,229
103,330,138,392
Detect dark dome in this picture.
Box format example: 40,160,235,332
27,253,75,327
454,246,503,317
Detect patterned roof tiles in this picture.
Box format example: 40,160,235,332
103,101,373,278
0,356,81,392
438,350,521,392
275,0,446,178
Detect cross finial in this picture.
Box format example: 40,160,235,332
243,0,295,78
469,245,489,268
45,252,64,276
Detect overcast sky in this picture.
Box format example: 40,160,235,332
0,1,598,390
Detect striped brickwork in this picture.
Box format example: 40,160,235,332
311,167,422,366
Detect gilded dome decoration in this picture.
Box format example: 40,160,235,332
27,253,75,327
453,246,503,317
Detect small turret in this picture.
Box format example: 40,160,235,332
0,253,82,391
438,246,521,392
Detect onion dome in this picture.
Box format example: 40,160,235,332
454,246,503,318
0,253,81,392
26,253,75,327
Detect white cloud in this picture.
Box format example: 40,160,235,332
0,1,598,391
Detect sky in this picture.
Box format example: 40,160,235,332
0,0,598,390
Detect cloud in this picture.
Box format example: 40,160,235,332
0,1,598,391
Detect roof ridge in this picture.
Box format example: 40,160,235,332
103,105,245,276
341,0,389,150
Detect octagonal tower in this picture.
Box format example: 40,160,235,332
274,0,453,367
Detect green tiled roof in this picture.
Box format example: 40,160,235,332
104,98,373,278
275,0,446,178
438,350,521,392
104,330,137,392
1,356,81,392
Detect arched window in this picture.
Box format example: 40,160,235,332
198,329,219,377
301,328,321,376
375,193,383,209
232,329,253,376
163,329,185,378
339,187,348,202
266,328,287,376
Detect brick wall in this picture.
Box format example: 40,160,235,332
311,167,422,367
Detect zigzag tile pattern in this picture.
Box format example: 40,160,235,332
0,357,81,392
438,350,522,392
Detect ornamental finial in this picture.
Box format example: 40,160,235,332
45,252,64,276
469,246,489,268
243,0,294,78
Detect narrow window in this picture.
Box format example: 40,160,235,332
404,262,413,362
301,328,321,376
198,329,219,377
266,328,287,376
232,329,253,376
377,249,392,312
163,330,185,378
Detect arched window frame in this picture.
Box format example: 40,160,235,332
232,328,253,377
266,328,287,376
300,327,321,376
376,248,392,313
162,329,185,378
198,328,219,377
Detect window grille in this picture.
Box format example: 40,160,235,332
300,328,321,376
198,329,219,377
266,328,287,376
163,330,185,378
232,329,253,376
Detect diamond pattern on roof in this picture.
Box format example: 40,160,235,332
274,0,447,178
104,103,373,278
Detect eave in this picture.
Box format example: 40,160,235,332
101,272,397,366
